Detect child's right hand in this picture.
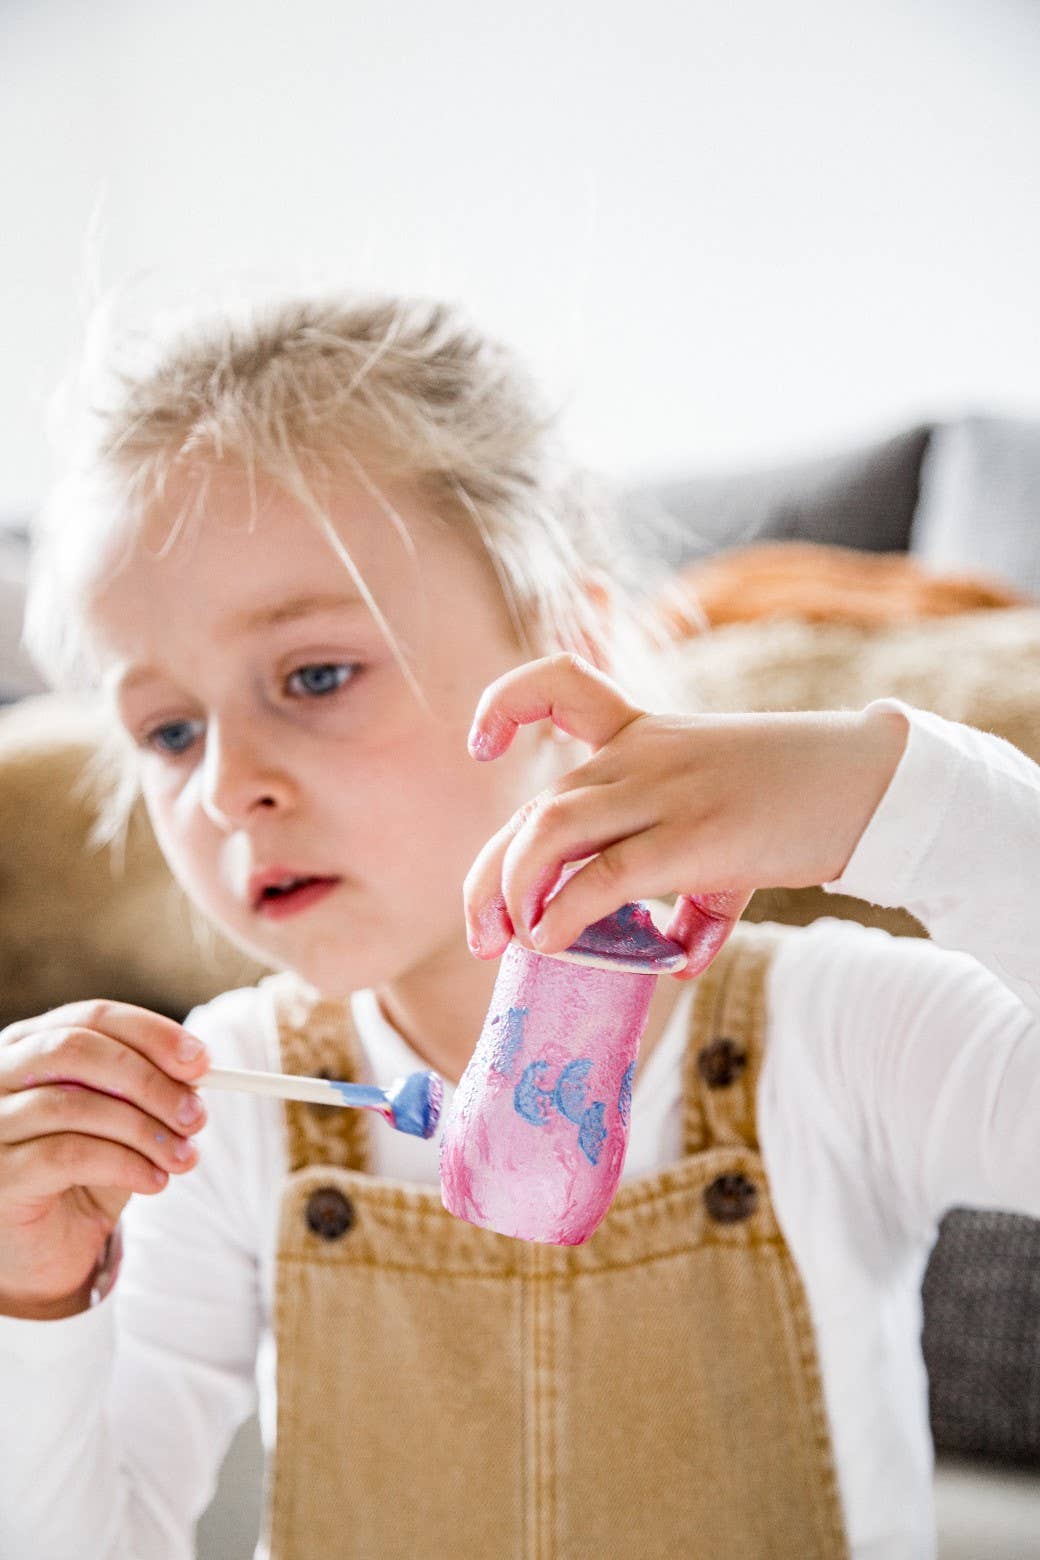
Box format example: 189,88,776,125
0,1001,209,1319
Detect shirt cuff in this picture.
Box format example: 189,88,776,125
0,1227,122,1357
0,1277,117,1363
822,697,961,910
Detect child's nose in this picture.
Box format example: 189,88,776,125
199,724,295,826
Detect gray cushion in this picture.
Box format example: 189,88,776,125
910,415,1040,596
623,423,931,569
923,1210,1040,1468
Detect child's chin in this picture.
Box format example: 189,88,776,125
276,940,403,1000
211,902,460,998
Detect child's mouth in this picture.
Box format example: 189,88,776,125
254,876,341,920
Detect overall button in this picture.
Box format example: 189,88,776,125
697,1037,747,1089
306,1187,356,1240
704,1173,758,1224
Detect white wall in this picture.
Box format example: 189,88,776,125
2,0,1039,516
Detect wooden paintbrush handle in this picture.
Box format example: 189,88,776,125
200,1066,386,1112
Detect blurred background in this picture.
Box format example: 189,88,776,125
2,0,1039,519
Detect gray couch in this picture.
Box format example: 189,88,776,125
627,414,1040,595
2,411,1039,1556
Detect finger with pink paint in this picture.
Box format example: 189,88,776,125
463,651,751,981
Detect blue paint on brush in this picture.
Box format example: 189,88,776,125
328,1074,443,1139
388,1071,444,1138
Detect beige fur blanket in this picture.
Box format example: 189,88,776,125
0,696,265,1028
672,607,1040,939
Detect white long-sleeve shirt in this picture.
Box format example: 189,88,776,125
2,697,1039,1560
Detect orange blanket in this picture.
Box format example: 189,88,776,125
655,541,1031,636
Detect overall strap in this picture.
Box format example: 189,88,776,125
260,970,371,1175
680,921,789,1157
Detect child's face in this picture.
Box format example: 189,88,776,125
89,463,556,997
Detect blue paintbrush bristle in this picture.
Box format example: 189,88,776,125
388,1070,444,1138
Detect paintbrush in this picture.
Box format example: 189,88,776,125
200,1066,444,1139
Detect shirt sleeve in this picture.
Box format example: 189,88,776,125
800,697,1040,1237
0,984,276,1560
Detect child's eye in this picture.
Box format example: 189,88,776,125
135,664,357,755
286,663,358,697
143,718,205,756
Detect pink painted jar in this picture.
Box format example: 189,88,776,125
439,902,687,1245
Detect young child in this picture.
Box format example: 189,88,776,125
1,295,1038,1560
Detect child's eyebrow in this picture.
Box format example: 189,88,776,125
109,592,366,697
223,591,366,635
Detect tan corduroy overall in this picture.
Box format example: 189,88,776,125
262,922,850,1560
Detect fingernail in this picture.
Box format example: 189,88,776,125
171,1137,197,1164
176,1033,205,1063
177,1092,205,1127
530,920,548,947
470,714,505,758
475,896,511,951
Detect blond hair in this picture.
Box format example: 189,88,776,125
25,292,690,841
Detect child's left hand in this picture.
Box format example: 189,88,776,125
463,653,909,979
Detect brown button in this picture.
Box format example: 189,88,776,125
704,1173,758,1224
306,1187,356,1240
697,1037,747,1089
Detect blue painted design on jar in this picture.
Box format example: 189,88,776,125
514,1055,611,1164
554,1057,593,1124
492,1006,529,1078
578,1100,608,1165
514,1059,555,1125
617,1060,635,1127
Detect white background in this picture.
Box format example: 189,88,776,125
2,0,1039,517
